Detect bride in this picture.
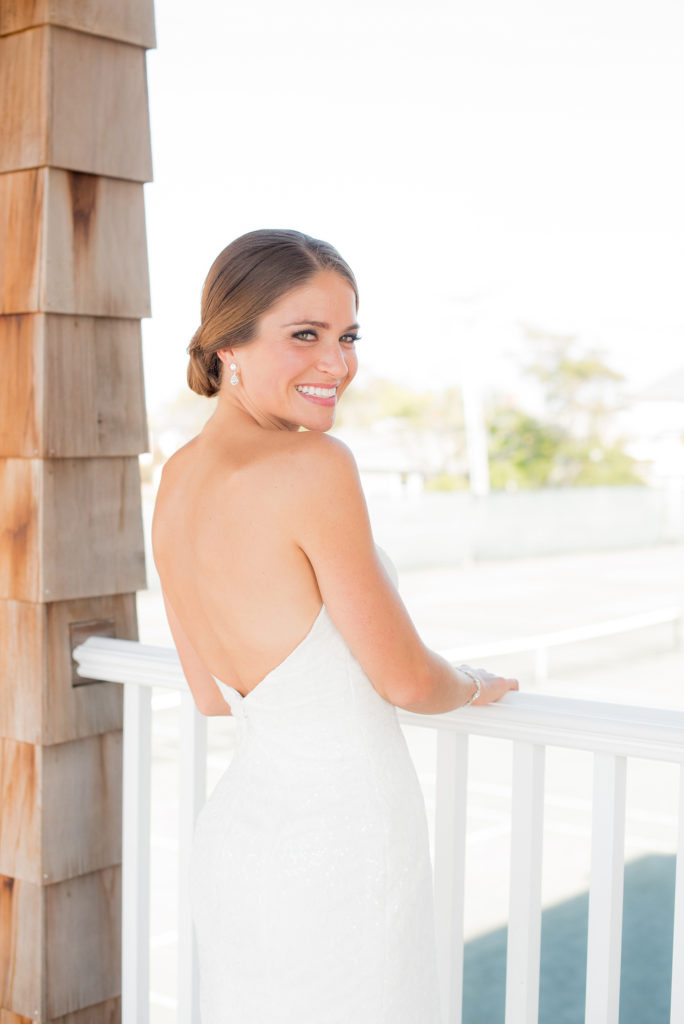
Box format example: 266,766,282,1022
152,228,518,1023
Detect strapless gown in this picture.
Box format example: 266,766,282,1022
190,603,442,1023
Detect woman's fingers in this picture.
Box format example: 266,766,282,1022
468,666,520,705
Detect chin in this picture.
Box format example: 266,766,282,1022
305,420,335,434
302,412,336,433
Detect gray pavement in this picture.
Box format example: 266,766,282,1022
463,853,676,1023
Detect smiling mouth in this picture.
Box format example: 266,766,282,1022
295,385,338,398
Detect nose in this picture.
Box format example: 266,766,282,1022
316,338,349,379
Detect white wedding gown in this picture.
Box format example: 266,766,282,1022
190,582,442,1022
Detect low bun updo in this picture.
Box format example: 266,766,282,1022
187,340,223,398
186,229,359,398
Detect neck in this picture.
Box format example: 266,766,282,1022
205,386,299,436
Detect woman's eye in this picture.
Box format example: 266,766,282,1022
292,330,361,344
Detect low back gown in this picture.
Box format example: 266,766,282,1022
190,590,442,1023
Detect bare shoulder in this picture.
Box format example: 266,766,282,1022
278,429,355,467
268,432,367,538
276,430,360,492
158,436,201,480
154,441,200,515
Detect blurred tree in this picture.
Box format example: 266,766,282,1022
335,378,440,428
488,405,562,490
334,378,469,488
523,324,625,438
487,327,646,489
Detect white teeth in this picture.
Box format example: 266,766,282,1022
295,385,337,397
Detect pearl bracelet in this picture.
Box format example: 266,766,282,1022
459,666,481,707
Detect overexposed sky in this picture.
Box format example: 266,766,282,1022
142,0,684,413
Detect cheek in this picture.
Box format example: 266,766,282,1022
345,349,359,384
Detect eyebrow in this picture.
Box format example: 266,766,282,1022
282,320,360,332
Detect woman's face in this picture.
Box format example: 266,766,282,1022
218,270,359,432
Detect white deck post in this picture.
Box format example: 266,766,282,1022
585,752,627,1024
122,683,152,1024
433,730,469,1024
505,741,545,1024
177,691,208,1023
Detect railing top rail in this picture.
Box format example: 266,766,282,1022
74,636,684,763
74,636,188,690
399,691,684,762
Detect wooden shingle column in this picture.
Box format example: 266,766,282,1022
0,2,154,1020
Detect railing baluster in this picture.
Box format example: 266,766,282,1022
505,741,545,1024
671,763,684,1024
585,752,627,1024
177,691,207,1023
433,730,469,1024
122,683,152,1024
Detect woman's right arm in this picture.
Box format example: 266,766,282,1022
289,434,518,713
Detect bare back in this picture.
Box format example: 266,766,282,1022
152,426,324,695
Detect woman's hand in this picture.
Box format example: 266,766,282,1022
459,664,519,706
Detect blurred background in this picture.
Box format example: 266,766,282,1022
140,0,684,563
139,0,684,641
137,1,684,1019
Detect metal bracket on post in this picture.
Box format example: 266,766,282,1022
69,618,116,686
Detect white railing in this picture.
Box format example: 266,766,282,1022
73,608,684,1024
405,695,684,1024
82,643,208,1024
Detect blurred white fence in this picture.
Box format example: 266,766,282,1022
367,485,684,567
74,608,684,1024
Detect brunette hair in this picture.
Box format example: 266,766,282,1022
187,229,359,397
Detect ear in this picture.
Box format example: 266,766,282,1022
216,348,234,365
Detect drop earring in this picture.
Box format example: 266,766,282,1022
229,362,239,387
